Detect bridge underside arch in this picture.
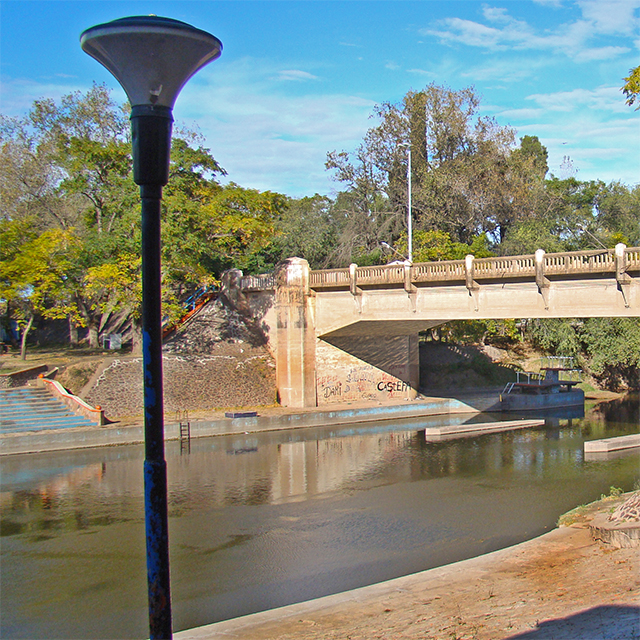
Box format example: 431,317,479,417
312,279,637,408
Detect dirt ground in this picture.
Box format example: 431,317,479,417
177,495,639,640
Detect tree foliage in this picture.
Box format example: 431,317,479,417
0,221,81,358
622,64,640,109
327,84,546,251
0,86,284,352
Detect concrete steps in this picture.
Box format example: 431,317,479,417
0,386,95,433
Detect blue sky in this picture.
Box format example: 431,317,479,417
2,0,639,197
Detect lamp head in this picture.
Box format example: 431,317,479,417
80,15,222,110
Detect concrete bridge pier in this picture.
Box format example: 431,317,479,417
275,258,317,408
274,259,421,408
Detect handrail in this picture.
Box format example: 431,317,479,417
239,274,276,291
307,245,640,291
162,288,217,339
233,246,639,292
37,376,105,426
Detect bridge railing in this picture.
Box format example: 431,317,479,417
236,246,639,292
239,273,276,291
308,245,639,290
413,259,466,282
307,268,351,288
354,263,406,285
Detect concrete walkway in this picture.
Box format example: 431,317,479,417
175,496,640,640
0,392,503,455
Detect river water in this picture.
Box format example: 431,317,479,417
1,397,638,639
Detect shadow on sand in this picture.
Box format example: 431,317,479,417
505,604,640,639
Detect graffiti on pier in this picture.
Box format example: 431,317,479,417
317,366,413,405
377,380,411,393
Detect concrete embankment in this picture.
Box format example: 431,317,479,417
0,392,506,455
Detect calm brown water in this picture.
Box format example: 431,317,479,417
1,397,638,639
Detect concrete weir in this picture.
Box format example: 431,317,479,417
584,434,640,454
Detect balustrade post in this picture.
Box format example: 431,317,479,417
535,249,550,310
615,243,627,281
465,255,479,311
349,263,361,297
615,243,630,308
403,261,416,295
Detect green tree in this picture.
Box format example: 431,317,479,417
26,84,135,235
581,318,640,390
1,85,141,348
203,184,285,273
622,65,640,109
258,194,339,270
0,114,77,231
2,86,282,349
595,182,640,246
327,84,546,249
0,222,81,358
514,135,548,179
500,177,614,255
392,230,493,263
161,136,227,298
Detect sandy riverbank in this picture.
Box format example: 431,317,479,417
176,494,639,640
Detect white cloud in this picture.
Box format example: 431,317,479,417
174,58,375,196
526,86,629,113
0,77,86,116
461,56,549,82
494,107,545,120
407,68,437,77
422,1,639,62
423,18,510,51
577,0,640,35
482,6,512,24
532,0,564,7
573,45,631,61
276,69,320,82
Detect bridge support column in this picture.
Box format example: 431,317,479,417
275,258,316,408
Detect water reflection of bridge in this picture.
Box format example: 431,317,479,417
4,419,592,518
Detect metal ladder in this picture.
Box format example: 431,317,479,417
177,410,191,453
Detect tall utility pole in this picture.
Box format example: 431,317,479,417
398,142,412,262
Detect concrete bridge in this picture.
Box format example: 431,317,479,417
225,244,639,408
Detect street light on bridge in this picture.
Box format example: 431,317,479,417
80,16,222,639
380,241,409,263
398,142,413,263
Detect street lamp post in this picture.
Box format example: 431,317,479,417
380,241,408,262
80,17,222,639
398,142,412,262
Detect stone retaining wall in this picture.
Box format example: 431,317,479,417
84,299,277,419
0,364,48,388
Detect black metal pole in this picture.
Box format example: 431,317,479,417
132,106,174,640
